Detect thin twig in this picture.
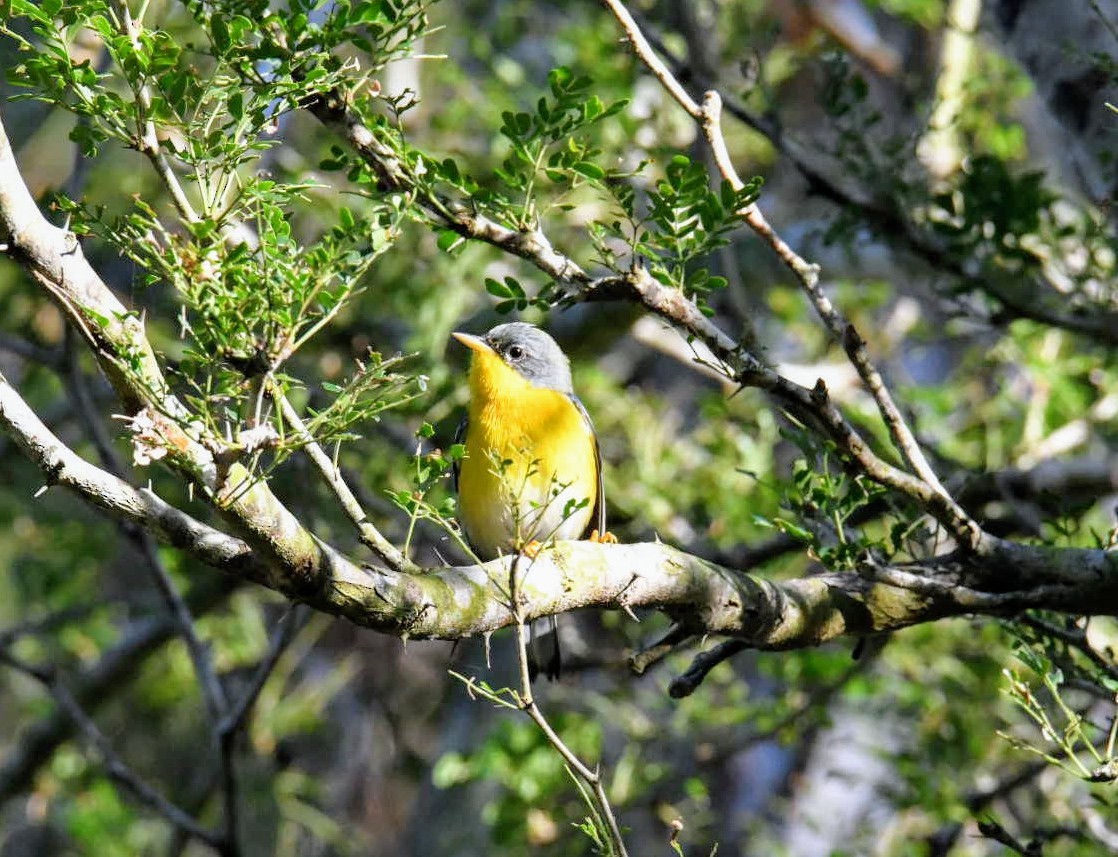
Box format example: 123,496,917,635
0,332,62,367
218,605,305,737
273,388,414,571
667,640,748,697
629,623,696,675
976,817,1044,857
600,0,983,551
135,531,229,722
508,553,630,857
1019,615,1118,682
633,11,1118,347
64,326,126,475
0,605,102,647
0,646,221,848
108,0,199,224
214,605,307,856
63,337,229,722
64,335,232,725
62,323,238,849
0,577,235,802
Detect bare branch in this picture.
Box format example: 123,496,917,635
0,580,236,803
0,369,263,576
629,9,1118,347
0,605,101,648
273,389,414,572
218,606,306,739
976,817,1045,857
4,358,1116,651
667,640,748,698
629,623,696,675
0,646,221,847
135,532,229,722
506,555,630,857
301,27,988,551
210,607,308,857
0,331,61,367
600,0,983,551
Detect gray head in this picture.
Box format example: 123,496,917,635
455,322,573,392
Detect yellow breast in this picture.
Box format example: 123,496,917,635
458,348,597,559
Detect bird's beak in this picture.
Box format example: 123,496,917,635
452,331,494,354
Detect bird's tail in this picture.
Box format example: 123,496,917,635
527,615,561,681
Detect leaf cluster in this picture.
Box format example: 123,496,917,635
752,428,913,571
2,0,434,474
591,156,760,315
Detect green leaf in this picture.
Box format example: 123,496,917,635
437,230,464,252
485,277,515,298
573,161,605,180
211,16,230,52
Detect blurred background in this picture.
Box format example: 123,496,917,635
1,0,1117,855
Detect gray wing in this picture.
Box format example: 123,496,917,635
568,394,606,536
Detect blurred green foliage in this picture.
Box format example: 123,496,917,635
0,0,1115,856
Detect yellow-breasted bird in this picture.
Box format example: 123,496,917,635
452,322,607,680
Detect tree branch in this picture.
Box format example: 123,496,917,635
0,115,166,410
0,580,236,804
0,28,1114,718
600,0,983,550
0,646,221,847
3,356,1116,652
108,0,200,225
273,389,413,572
629,7,1118,347
300,35,987,553
0,107,354,591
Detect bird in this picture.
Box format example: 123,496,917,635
452,322,609,680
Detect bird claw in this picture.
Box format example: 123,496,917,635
589,529,618,544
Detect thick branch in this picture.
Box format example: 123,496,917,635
0,116,165,410
0,370,264,576
0,108,348,589
301,44,985,551
3,365,1115,650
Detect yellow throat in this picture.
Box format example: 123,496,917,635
458,345,597,559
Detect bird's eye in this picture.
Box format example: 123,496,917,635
507,345,524,360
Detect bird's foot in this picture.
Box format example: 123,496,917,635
589,529,618,544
